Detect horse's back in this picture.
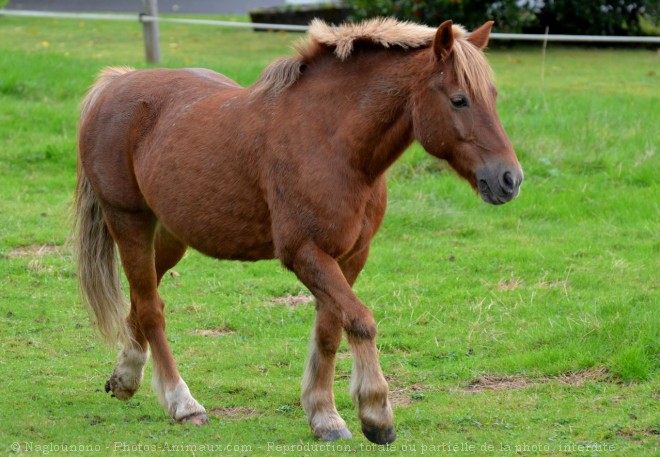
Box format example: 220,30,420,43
183,68,241,88
92,67,241,116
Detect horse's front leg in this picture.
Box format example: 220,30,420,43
348,332,395,444
293,243,395,445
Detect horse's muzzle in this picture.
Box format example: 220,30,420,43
476,165,523,205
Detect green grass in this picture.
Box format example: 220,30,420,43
1,15,658,456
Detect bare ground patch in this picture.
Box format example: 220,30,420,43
496,278,523,291
209,406,259,420
268,294,314,308
615,426,659,446
389,389,414,407
464,368,609,393
465,375,532,392
192,327,236,337
7,243,61,259
553,369,609,386
390,384,427,407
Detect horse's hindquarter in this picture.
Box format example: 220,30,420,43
97,69,274,261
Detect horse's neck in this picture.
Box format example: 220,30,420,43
293,50,418,181
350,93,415,181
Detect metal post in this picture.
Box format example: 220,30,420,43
141,0,160,64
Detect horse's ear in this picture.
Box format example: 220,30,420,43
433,20,454,61
467,21,494,49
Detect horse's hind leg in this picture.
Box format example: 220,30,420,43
104,308,148,400
105,225,187,400
302,308,352,441
104,209,207,424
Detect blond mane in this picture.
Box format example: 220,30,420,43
302,17,436,60
254,18,494,103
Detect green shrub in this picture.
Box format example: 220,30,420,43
348,0,533,32
531,0,658,35
346,0,659,36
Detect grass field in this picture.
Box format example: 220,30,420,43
0,14,658,456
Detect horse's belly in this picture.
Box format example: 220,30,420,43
193,229,275,261
138,131,274,259
144,166,275,261
160,203,275,261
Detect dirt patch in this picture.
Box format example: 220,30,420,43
269,294,314,308
390,389,414,407
535,279,568,290
7,244,61,259
465,375,531,392
615,426,659,445
209,406,258,420
192,327,235,337
465,369,608,393
553,368,609,386
389,384,427,407
496,278,523,291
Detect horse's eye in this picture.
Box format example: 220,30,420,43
450,94,469,108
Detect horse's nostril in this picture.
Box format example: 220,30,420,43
501,171,515,194
503,171,514,187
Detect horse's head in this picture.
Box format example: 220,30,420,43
412,21,523,205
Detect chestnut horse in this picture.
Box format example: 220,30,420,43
74,18,522,444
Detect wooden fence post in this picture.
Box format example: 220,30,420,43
141,0,160,64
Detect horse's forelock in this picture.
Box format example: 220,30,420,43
450,36,495,108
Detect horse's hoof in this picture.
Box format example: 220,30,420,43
179,413,209,426
104,377,136,400
320,428,353,441
361,423,396,444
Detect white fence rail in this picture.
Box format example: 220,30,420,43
0,9,310,31
2,8,659,63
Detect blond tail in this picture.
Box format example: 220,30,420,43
74,66,135,345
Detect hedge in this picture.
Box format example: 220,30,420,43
346,0,659,36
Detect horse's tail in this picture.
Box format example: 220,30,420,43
74,66,135,346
